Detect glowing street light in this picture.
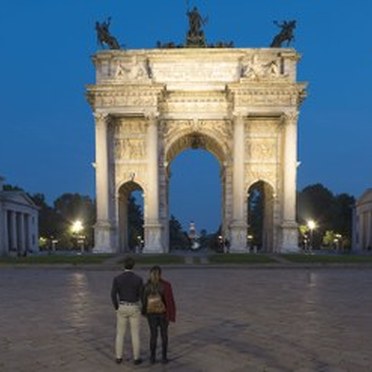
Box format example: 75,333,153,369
307,220,316,251
71,220,85,252
71,220,83,234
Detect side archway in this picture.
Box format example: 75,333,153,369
247,181,275,252
117,181,144,253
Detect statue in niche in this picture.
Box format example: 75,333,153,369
270,20,296,48
95,17,120,49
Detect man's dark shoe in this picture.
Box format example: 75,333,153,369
161,358,169,364
150,357,156,364
115,358,123,364
134,358,143,365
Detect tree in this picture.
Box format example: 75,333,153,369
53,193,95,248
169,215,189,250
3,184,23,191
30,193,60,239
248,182,265,248
297,184,354,249
127,196,144,249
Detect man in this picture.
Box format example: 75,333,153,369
111,256,143,365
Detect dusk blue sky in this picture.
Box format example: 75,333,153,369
1,1,371,233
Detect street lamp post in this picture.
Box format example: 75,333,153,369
71,220,85,253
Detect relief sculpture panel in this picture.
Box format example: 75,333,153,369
246,138,277,162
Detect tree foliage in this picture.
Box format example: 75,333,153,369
169,214,189,250
127,196,144,249
297,183,354,249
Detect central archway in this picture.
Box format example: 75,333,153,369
163,131,229,250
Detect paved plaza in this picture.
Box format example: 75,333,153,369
1,267,372,372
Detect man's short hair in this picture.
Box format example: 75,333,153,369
124,256,135,270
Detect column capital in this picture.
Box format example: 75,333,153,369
144,111,160,123
232,112,245,121
93,112,111,126
282,111,299,125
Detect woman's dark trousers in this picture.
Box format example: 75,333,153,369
147,314,168,362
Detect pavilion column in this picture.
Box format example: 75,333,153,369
93,112,115,253
367,212,372,249
3,210,9,254
230,115,248,252
25,214,31,253
280,111,299,253
143,114,163,253
10,211,17,252
0,206,7,255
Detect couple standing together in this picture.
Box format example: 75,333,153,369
111,256,176,365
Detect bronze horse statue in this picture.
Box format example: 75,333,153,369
96,17,120,50
270,20,296,48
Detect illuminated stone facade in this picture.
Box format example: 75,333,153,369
86,48,307,253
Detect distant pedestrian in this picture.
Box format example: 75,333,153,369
111,256,143,365
142,266,176,364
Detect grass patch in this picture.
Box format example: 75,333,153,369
0,254,113,265
209,254,277,264
282,254,372,263
119,254,185,265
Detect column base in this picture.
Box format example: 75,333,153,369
93,220,117,254
279,222,300,253
229,221,248,253
143,223,164,254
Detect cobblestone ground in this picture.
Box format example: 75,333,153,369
1,267,372,372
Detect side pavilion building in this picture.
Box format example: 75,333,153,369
0,176,39,256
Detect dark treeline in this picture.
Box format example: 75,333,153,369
3,182,355,250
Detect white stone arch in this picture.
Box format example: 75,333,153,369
87,48,306,254
165,129,229,165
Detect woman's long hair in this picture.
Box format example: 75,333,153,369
148,266,162,293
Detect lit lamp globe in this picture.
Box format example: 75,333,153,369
71,220,83,234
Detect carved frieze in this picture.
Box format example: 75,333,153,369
240,54,287,81
159,91,228,113
96,56,152,83
234,90,298,107
245,164,277,188
246,138,277,162
162,119,231,144
114,138,146,160
245,120,280,136
113,58,151,81
115,118,147,136
116,164,148,187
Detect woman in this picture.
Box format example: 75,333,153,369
142,266,176,364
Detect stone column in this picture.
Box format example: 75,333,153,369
93,113,115,253
366,211,372,249
280,112,299,253
230,115,248,252
0,205,6,255
25,214,31,253
10,211,17,252
3,209,9,254
143,115,163,253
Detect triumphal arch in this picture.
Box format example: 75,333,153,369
87,47,306,254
